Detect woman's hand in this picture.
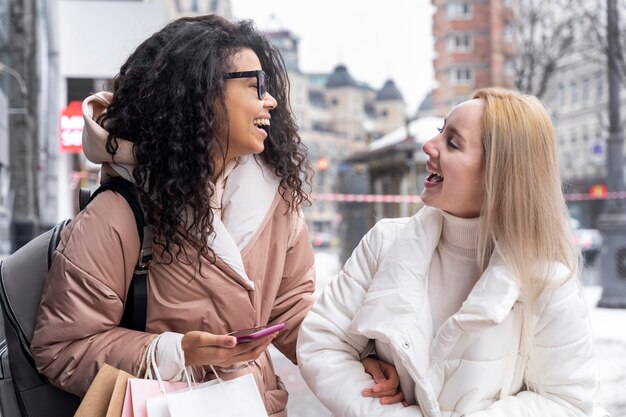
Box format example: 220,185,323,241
361,356,407,406
181,330,276,367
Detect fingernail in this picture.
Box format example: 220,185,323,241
373,386,379,392
362,390,371,397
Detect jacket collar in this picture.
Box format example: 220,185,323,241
209,156,280,289
351,207,521,343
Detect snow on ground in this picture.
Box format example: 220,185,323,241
311,250,340,297
584,286,626,417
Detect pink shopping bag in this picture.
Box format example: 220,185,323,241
121,378,188,417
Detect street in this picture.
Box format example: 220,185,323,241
271,250,626,417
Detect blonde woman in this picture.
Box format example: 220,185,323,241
297,88,598,417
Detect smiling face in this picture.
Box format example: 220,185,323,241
222,48,278,161
421,99,485,218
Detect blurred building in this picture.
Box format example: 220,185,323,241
266,28,408,236
56,1,168,221
542,3,626,228
1,0,60,251
0,88,8,255
162,0,232,20
431,0,515,115
415,90,439,118
0,0,9,254
337,115,443,262
346,116,444,220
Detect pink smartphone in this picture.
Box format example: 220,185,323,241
229,323,286,343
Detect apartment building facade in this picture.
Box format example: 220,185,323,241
431,0,515,115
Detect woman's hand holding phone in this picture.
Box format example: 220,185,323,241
181,329,277,367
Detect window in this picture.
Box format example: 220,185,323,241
448,67,472,85
582,128,589,163
446,1,472,19
596,71,604,101
447,33,472,52
582,77,590,105
558,83,565,106
505,57,515,76
504,22,514,42
570,80,578,104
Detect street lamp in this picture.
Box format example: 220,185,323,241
597,0,626,308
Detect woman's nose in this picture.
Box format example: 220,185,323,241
422,137,438,158
264,92,278,110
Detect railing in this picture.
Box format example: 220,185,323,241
311,192,626,203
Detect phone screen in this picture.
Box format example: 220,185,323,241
230,325,270,338
229,323,286,342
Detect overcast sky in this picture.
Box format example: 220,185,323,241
231,0,436,115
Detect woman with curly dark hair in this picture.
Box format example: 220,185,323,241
31,15,403,415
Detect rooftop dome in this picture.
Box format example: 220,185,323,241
376,79,404,102
325,64,358,88
417,91,433,112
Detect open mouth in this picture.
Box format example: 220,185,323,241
253,119,270,135
426,171,444,184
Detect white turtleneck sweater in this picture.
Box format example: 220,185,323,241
428,211,481,334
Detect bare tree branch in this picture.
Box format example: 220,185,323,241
574,0,626,84
511,0,578,98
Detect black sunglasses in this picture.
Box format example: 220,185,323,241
225,70,268,100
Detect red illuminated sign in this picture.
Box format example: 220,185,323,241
589,184,607,199
317,157,329,171
60,101,84,153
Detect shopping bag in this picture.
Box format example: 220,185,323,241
144,379,222,417
142,336,268,417
74,363,133,417
107,369,136,417
121,378,188,417
118,334,196,417
159,372,268,417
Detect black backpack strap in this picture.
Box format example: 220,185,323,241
79,188,91,211
47,219,71,270
88,178,150,332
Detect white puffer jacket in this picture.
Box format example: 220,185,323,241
297,207,598,417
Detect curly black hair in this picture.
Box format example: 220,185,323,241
98,15,311,264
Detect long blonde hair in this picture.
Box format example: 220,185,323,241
472,88,581,387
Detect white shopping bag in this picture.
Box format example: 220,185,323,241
144,380,219,417
143,337,268,417
161,373,267,417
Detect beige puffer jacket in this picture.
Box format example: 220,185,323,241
31,93,315,417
